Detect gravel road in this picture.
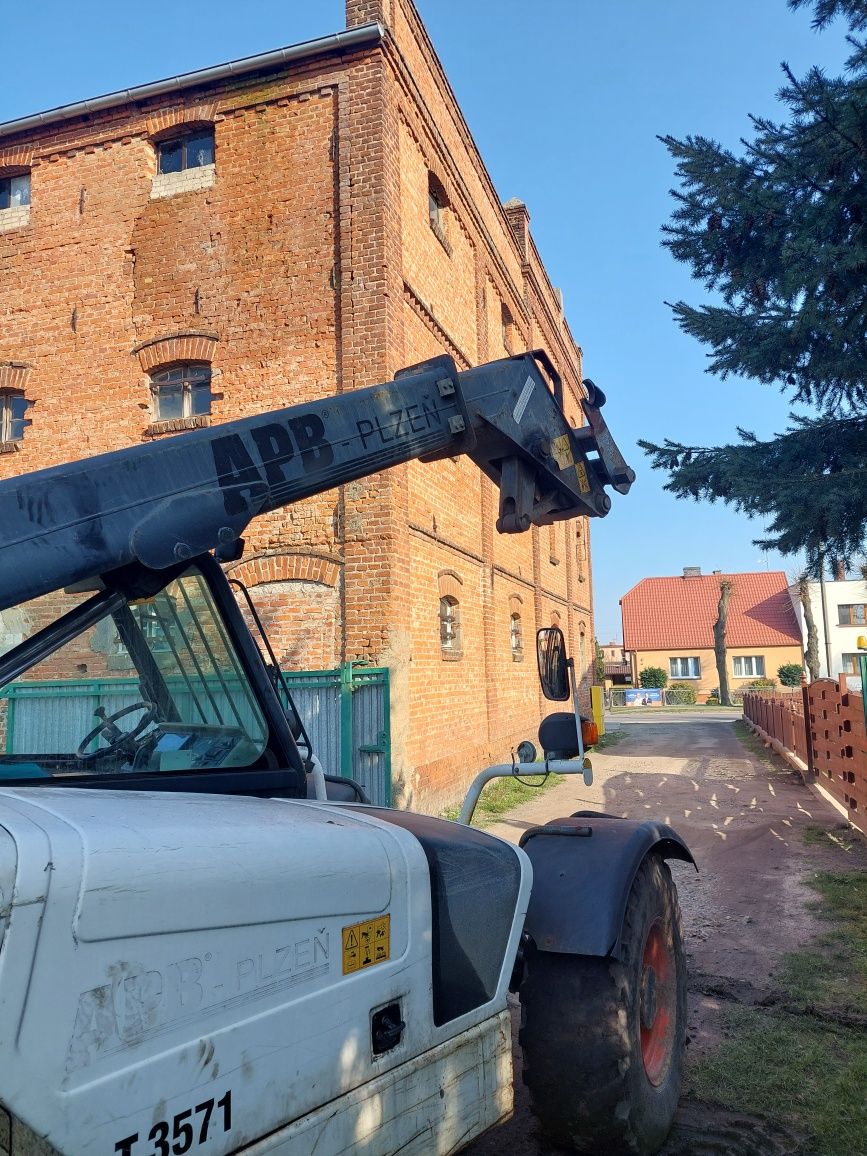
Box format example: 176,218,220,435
461,708,845,1155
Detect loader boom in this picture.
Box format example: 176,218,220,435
0,352,632,611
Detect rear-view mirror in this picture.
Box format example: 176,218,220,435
537,626,571,701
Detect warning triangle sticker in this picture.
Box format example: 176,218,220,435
346,930,358,949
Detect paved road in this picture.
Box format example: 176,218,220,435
461,709,842,1155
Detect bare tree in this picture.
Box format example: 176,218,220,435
798,575,820,682
714,580,733,706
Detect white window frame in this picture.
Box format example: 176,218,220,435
732,655,765,678
669,656,700,679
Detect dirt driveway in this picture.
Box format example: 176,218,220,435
462,708,850,1155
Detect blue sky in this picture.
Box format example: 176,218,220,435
1,0,851,642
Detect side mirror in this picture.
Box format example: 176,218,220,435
537,626,571,701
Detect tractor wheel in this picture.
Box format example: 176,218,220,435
519,854,685,1155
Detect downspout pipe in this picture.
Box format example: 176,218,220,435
0,23,384,141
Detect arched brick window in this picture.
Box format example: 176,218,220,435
438,570,463,659
148,109,217,199
135,332,219,433
0,363,33,451
428,172,450,250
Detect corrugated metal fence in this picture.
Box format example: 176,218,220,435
0,662,391,806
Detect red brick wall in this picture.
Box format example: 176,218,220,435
0,0,595,812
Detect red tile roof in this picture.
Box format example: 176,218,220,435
621,571,802,651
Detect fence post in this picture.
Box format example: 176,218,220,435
801,674,815,782
339,661,354,779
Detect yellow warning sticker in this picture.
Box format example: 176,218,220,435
342,914,391,974
550,434,574,470
575,461,591,494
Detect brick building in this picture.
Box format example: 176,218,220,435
0,0,594,810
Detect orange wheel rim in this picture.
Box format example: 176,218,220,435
639,920,675,1085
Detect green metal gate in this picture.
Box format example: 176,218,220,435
0,663,392,806
281,663,392,805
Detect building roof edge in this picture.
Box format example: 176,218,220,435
0,23,384,142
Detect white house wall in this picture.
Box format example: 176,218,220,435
788,578,867,686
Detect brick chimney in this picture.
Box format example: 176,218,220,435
346,0,393,27
682,566,702,578
503,198,530,259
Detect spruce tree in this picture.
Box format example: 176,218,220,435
640,0,867,568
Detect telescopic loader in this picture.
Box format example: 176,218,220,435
0,352,693,1155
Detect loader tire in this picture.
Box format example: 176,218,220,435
519,854,685,1155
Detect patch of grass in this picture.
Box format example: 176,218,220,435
778,869,867,1016
440,771,564,826
689,867,867,1155
689,1008,867,1156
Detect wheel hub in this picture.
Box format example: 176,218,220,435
639,920,675,1086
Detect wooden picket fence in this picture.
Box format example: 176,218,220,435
743,676,867,823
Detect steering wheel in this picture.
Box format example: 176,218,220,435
77,702,159,761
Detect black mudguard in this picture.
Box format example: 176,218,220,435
518,813,695,960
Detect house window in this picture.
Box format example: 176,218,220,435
0,173,30,210
732,655,765,678
841,654,861,673
150,364,212,421
510,612,523,660
157,129,215,174
439,596,461,657
669,656,700,679
0,391,32,445
838,604,867,626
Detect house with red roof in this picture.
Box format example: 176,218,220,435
620,568,804,701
